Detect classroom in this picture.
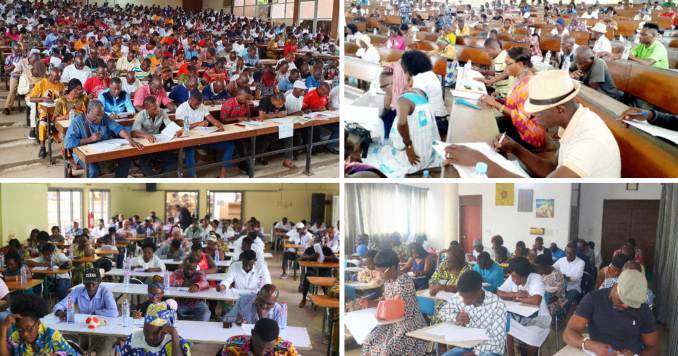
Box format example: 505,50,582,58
0,0,340,178
344,0,678,178
344,182,678,356
0,182,340,355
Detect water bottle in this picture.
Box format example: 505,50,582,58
422,170,432,178
122,298,130,327
622,41,632,60
68,244,73,259
280,303,288,329
123,258,130,290
163,270,170,291
20,266,27,286
373,28,377,35
562,56,571,72
66,295,75,324
111,233,116,247
183,116,190,136
0,253,4,268
463,60,472,80
543,51,552,64
471,162,488,178
214,251,220,263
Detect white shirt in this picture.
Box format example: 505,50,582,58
329,231,340,252
285,92,304,113
329,86,340,110
285,230,313,252
550,27,570,37
592,35,612,55
131,255,166,272
232,235,265,262
121,79,141,95
91,226,108,239
498,272,550,321
61,64,91,85
356,46,380,64
31,253,71,279
219,260,271,292
412,71,447,117
553,256,585,293
274,221,292,231
175,102,209,125
557,106,621,178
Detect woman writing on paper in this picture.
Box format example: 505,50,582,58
361,248,427,355
400,243,435,290
430,245,472,324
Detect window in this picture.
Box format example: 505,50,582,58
207,191,243,221
165,191,200,222
89,190,110,226
47,189,83,231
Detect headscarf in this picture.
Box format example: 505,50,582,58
144,300,177,327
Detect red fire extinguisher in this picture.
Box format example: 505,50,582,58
87,212,94,230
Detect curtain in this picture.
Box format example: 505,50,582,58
345,183,428,254
653,183,678,351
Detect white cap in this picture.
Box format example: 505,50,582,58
295,222,305,229
293,80,308,90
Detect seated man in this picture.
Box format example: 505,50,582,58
437,271,507,356
131,96,181,176
83,65,111,98
156,239,186,261
553,242,586,310
54,268,118,356
629,23,669,69
64,100,143,178
220,318,297,355
98,77,136,119
302,82,330,112
27,243,72,300
121,300,192,355
476,38,511,97
570,46,622,100
169,77,199,105
223,284,286,328
202,79,229,102
169,256,211,321
176,90,234,178
298,237,338,308
285,80,306,115
618,107,678,131
472,251,505,292
281,222,312,279
132,241,166,272
217,250,272,293
257,93,296,169
241,46,260,67
590,23,612,58
563,269,659,355
233,231,266,262
445,70,621,177
220,87,254,123
133,76,176,111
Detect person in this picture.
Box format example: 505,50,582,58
360,248,427,354
30,67,65,159
219,87,253,123
553,35,578,70
49,78,89,156
156,239,186,261
535,253,566,316
0,294,77,355
354,235,369,257
83,65,111,97
131,96,181,176
223,284,286,328
26,244,71,300
220,318,298,355
98,77,135,119
256,92,296,169
550,243,566,261
497,257,551,356
133,277,166,318
169,77,199,105
407,50,447,131
132,241,166,272
563,269,660,355
629,23,669,69
355,35,380,63
356,249,384,287
429,245,472,320
479,46,546,150
120,300,191,356
168,256,211,321
3,251,32,294
302,82,330,112
61,54,91,86
178,91,234,178
400,243,435,290
590,23,612,58
553,242,585,310
490,235,509,263
53,268,118,356
133,76,176,111
577,238,595,267
476,38,511,98
91,219,108,239
437,271,507,356
233,231,266,263
595,253,629,289
297,238,338,307
473,251,505,293
3,45,26,116
532,236,546,256
447,70,621,177
188,242,217,274
570,46,622,100
613,239,644,265
218,250,272,293
122,71,141,96
203,80,229,102
116,50,141,72
64,100,143,178
386,26,407,50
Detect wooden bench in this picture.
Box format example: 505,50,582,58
607,59,678,114
571,31,591,46
407,40,439,52
368,34,388,45
377,46,404,62
414,31,439,42
617,19,641,37
384,15,401,25
540,36,562,53
345,42,359,56
457,45,492,66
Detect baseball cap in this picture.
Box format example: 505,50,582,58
83,268,101,284
295,222,305,229
293,80,307,90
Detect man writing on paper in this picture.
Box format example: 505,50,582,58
437,271,507,356
64,100,144,178
131,96,181,177
443,70,621,178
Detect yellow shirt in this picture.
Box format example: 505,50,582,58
30,79,65,119
74,39,87,52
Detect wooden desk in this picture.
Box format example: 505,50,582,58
406,323,484,349
307,276,337,288
298,261,339,269
95,249,119,255
5,279,43,291
72,256,101,264
30,268,72,275
310,294,339,309
310,294,340,354
284,243,304,249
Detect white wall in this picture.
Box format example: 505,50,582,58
577,183,662,254
458,183,573,252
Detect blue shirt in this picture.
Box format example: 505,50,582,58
64,114,125,151
202,84,230,101
551,248,566,262
305,75,321,89
242,53,259,66
224,293,286,329
184,49,199,61
356,244,368,257
278,77,293,92
473,262,505,292
98,89,135,116
44,32,59,48
169,84,191,105
53,285,118,317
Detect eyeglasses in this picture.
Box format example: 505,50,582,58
148,292,163,299
17,320,39,335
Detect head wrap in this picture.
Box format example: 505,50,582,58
144,300,177,327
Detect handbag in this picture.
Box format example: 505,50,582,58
376,295,405,321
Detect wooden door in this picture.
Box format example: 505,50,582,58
459,195,482,253
601,200,660,269
183,0,203,11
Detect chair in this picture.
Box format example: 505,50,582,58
345,285,357,301
417,295,436,320
67,340,85,355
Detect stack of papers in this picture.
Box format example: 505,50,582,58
241,121,265,127
192,126,219,135
432,141,530,178
153,134,173,143
503,300,539,317
624,120,678,145
427,323,489,343
85,138,129,153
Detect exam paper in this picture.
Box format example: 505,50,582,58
451,89,483,101
427,323,489,343
625,120,678,145
86,138,129,153
508,318,550,347
192,126,219,135
153,134,173,143
503,300,539,317
433,141,530,178
344,308,379,345
161,121,181,138
278,122,294,139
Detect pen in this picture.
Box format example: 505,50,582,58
498,133,506,145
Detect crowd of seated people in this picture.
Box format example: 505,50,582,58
0,1,340,178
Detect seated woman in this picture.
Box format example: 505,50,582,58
0,294,77,355
120,300,191,356
221,318,297,355
360,248,427,355
497,257,551,356
133,277,166,318
400,242,434,290
356,249,384,286
430,245,472,324
363,51,441,177
478,47,547,151
355,35,380,64
386,26,407,50
595,253,628,288
534,253,567,317
3,251,33,295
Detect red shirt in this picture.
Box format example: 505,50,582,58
302,89,328,111
220,97,249,121
203,69,228,83
177,62,190,77
283,43,297,57
83,77,111,97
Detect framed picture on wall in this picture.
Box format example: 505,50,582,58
536,199,555,218
165,191,200,222
495,183,514,206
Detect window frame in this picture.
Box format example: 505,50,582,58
207,190,244,222
164,190,201,223
88,189,111,226
47,188,84,231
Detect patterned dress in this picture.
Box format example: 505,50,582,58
7,323,77,355
430,263,472,323
119,330,191,356
221,336,298,356
362,274,427,355
505,75,546,148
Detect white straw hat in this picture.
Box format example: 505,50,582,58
524,70,581,113
591,22,607,34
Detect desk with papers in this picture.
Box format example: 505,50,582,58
83,282,244,301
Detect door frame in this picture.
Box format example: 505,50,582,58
459,195,482,253
600,199,660,267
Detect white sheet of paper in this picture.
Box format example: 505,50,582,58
508,318,550,347
192,126,219,135
625,120,678,145
153,134,173,143
503,300,539,317
344,105,384,140
434,291,457,303
161,121,182,138
344,308,379,345
451,89,482,101
33,266,48,270
427,323,489,342
270,118,293,125
278,122,294,139
86,138,129,152
433,140,530,178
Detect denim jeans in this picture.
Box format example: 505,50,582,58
184,142,235,177
442,347,502,356
177,301,211,321
75,156,131,178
